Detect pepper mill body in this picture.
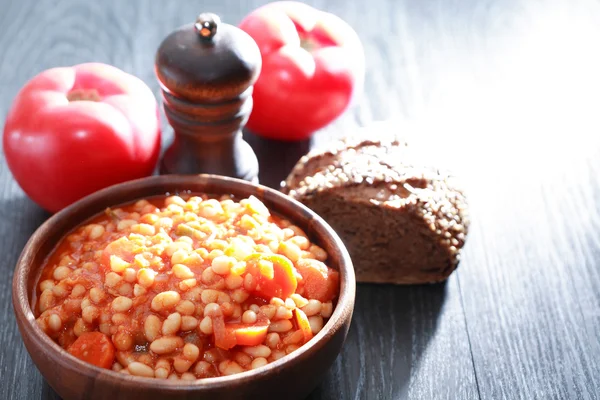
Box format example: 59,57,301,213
155,13,261,183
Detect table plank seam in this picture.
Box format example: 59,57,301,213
457,272,483,400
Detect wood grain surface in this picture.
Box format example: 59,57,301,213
1,0,600,399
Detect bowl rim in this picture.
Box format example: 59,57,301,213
12,174,355,391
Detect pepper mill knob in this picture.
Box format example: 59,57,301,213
155,12,261,182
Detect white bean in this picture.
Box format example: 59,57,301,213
128,362,155,378
150,336,184,354
162,312,182,335
151,291,181,312
112,296,133,312
242,345,271,358
144,315,162,341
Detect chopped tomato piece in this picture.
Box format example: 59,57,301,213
67,332,115,369
246,254,298,299
212,314,237,350
295,308,313,344
295,259,339,302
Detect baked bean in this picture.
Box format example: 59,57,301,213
80,297,90,310
251,357,268,369
200,289,217,304
89,224,105,240
39,280,55,292
110,256,130,273
181,372,196,381
137,268,156,288
133,284,147,297
171,249,188,265
173,357,193,373
155,358,171,379
70,284,86,298
176,300,195,316
112,296,133,312
219,360,244,376
53,266,71,281
321,302,333,318
224,273,243,289
64,298,82,314
308,315,324,334
123,268,137,283
231,288,250,304
182,343,200,362
285,344,300,354
234,352,252,367
301,299,322,317
150,336,184,355
73,318,88,337
112,313,128,325
179,279,197,291
211,255,234,275
268,320,293,333
309,244,328,261
82,305,100,324
194,361,213,377
199,316,213,334
51,282,68,298
151,291,181,312
128,362,155,378
89,287,105,304
144,315,162,342
48,314,62,331
105,272,122,288
270,297,285,307
113,330,133,351
270,350,286,361
172,264,194,280
241,310,257,324
285,298,296,310
260,304,277,320
39,290,54,313
242,345,271,358
290,235,310,250
117,283,133,297
275,306,293,320
162,313,182,335
181,316,198,331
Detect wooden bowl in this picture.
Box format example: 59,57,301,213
12,174,355,400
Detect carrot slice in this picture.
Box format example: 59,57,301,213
247,254,298,299
67,332,115,369
295,308,313,344
228,324,269,347
213,310,270,350
295,259,339,302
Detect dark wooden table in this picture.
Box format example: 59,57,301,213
2,0,600,399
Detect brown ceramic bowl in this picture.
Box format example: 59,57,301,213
12,174,355,400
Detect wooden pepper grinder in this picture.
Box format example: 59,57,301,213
155,12,261,182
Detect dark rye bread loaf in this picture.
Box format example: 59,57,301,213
281,135,469,284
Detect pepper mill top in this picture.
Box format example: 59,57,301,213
156,13,261,102
154,13,262,182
